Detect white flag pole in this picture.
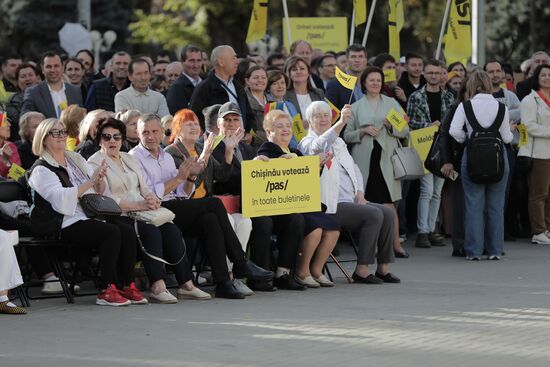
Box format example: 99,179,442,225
349,6,356,45
282,0,292,45
435,0,452,60
361,0,378,47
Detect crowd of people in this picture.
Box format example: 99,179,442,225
1,39,549,315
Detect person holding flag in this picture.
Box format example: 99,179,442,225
344,66,410,258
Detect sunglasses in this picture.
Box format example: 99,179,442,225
101,133,123,141
48,129,68,138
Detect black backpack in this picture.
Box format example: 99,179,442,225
464,100,506,184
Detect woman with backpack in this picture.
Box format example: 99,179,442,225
449,71,513,260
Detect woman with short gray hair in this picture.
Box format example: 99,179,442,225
16,111,44,168
300,101,400,284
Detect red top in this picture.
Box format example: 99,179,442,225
536,90,550,109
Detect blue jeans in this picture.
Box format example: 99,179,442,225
461,150,509,257
417,173,445,234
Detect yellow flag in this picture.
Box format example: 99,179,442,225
396,0,404,31
292,114,307,143
353,0,367,27
8,163,26,181
383,69,397,83
335,66,357,90
444,0,472,65
246,0,269,44
517,124,528,147
386,107,408,132
388,0,400,61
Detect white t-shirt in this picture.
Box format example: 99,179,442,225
296,93,312,117
48,83,68,118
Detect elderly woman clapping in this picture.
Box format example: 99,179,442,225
299,101,400,284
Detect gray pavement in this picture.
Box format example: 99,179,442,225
2,238,550,367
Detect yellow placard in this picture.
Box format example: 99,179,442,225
517,124,528,147
283,17,348,53
241,156,321,218
383,69,397,83
8,163,25,181
353,0,367,26
386,107,408,132
335,66,357,90
409,125,439,174
212,134,225,150
292,114,306,143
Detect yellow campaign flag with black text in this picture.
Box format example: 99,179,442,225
246,0,269,44
353,0,367,27
335,66,357,90
444,0,472,65
396,0,404,31
388,0,400,60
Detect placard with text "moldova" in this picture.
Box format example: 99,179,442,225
241,156,320,218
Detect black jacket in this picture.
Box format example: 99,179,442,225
324,78,357,111
397,72,426,110
85,76,130,112
166,75,196,115
515,77,533,101
211,141,256,195
439,103,464,168
190,71,256,133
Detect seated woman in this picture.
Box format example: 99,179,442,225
300,101,400,284
0,229,26,314
130,113,273,299
15,111,44,169
75,109,110,160
28,118,143,306
0,119,21,179
60,105,87,151
88,118,210,303
257,110,340,288
165,109,253,267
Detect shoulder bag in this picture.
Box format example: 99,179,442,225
392,138,425,180
80,193,122,219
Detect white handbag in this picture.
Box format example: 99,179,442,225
128,207,175,227
391,139,425,180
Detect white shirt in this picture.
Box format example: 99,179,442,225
296,94,312,118
215,75,238,105
48,83,68,118
114,84,170,117
449,93,513,144
183,72,201,87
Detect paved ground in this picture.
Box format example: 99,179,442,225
2,238,550,367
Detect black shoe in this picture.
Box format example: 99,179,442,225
233,260,274,281
215,280,246,299
375,272,401,283
352,273,383,284
452,249,466,257
394,250,410,259
428,233,445,246
415,233,431,248
246,279,277,292
273,274,306,290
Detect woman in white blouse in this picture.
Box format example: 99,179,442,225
299,101,400,284
0,230,26,314
449,71,513,260
28,118,145,307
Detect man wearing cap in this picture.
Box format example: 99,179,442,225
211,101,306,291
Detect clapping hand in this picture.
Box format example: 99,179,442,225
91,160,108,184
224,127,245,151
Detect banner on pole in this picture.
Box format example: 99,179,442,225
283,17,348,52
353,0,367,26
444,0,472,65
388,0,400,60
246,0,269,44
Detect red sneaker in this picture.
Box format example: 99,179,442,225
118,282,148,305
96,284,131,306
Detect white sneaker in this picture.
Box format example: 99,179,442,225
149,289,178,304
41,278,80,295
532,233,550,245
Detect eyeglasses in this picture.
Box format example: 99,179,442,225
48,129,68,138
101,133,123,141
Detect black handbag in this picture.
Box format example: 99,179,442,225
424,131,445,178
80,193,122,218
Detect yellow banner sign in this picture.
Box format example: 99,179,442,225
386,107,408,132
444,0,472,65
516,124,528,147
292,114,306,143
335,66,357,90
383,69,397,83
283,17,348,53
409,125,439,174
246,0,269,44
8,163,25,181
241,156,321,217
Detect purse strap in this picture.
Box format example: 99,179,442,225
133,219,187,266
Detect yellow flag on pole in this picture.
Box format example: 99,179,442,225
444,0,472,65
246,0,269,44
388,0,400,60
353,0,367,27
335,66,357,90
396,0,404,31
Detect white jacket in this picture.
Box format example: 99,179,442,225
518,90,550,159
299,127,363,214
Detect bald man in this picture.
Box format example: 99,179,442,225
189,45,256,137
